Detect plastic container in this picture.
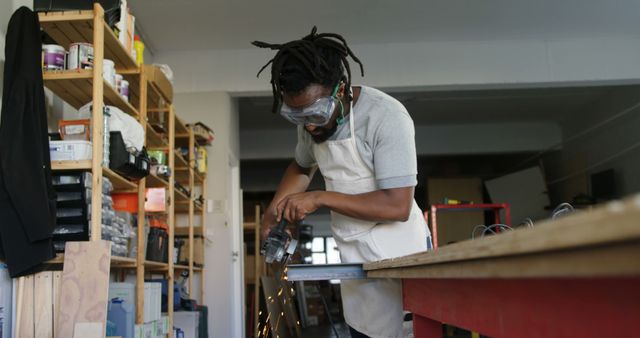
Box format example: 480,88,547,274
112,193,138,213
59,119,90,141
147,150,167,165
133,35,144,66
49,140,92,161
145,188,166,212
103,59,116,87
42,44,65,71
120,80,129,102
68,42,93,70
115,74,123,91
107,298,134,338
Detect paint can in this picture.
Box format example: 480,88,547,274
42,44,66,71
103,59,116,87
120,80,130,102
68,42,94,70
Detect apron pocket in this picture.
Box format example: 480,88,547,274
370,209,429,259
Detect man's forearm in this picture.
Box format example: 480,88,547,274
264,160,317,225
318,187,414,223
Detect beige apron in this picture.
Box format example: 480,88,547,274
312,101,430,338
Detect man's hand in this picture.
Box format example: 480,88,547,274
276,191,325,223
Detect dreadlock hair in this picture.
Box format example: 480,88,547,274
252,26,365,113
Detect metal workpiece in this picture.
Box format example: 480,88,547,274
286,263,367,281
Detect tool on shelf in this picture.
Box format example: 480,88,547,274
261,219,298,264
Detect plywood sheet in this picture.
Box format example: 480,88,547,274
56,241,111,338
15,275,34,338
34,272,53,338
485,166,550,223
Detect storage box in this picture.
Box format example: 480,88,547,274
176,235,204,266
49,140,92,161
173,311,199,338
145,188,166,212
144,282,162,323
109,282,135,305
144,65,173,102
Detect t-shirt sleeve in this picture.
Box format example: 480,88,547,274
294,125,317,168
371,105,418,189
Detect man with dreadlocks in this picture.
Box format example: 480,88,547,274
253,27,431,338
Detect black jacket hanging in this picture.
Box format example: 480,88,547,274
0,7,56,277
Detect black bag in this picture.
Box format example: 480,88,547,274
109,131,150,180
33,0,121,27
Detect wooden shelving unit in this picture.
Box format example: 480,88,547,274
37,4,201,337
243,205,265,338
175,125,209,302
43,70,140,117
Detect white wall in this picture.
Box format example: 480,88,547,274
240,122,562,160
544,85,640,202
173,91,240,338
158,37,640,95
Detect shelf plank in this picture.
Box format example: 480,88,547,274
51,160,92,171
39,10,138,70
174,150,188,169
51,161,137,192
243,222,258,230
46,254,137,267
174,188,190,203
43,70,140,117
175,168,205,186
146,124,168,149
144,260,169,271
103,167,137,192
175,116,189,135
175,131,212,147
146,173,170,188
175,202,202,213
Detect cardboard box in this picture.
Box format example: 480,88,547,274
176,235,204,266
144,65,173,102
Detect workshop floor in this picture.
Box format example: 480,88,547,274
301,321,352,338
301,321,417,338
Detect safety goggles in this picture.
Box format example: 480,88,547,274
279,83,342,127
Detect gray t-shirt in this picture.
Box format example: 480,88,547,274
295,86,418,189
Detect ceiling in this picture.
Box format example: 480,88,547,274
130,0,640,53
238,85,618,129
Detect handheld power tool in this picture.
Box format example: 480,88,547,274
261,219,298,264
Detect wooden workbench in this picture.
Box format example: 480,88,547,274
364,195,640,338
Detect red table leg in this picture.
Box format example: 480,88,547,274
413,314,442,338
